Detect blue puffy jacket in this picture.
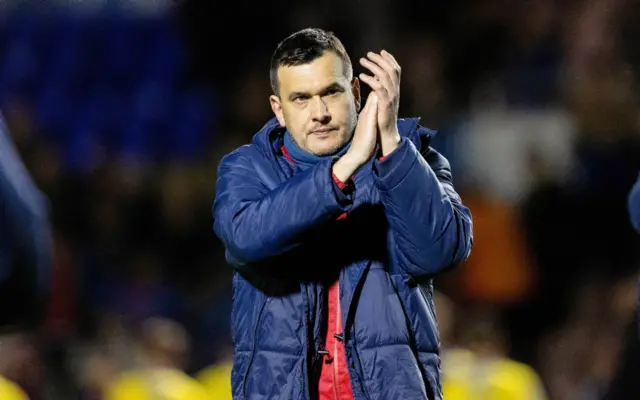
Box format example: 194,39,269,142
213,117,473,400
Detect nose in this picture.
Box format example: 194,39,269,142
310,97,331,123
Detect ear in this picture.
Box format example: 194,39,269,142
269,95,286,127
351,78,361,112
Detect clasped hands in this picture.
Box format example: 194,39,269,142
333,50,402,182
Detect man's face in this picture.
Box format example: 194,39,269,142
270,51,360,156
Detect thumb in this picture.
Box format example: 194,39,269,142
364,93,378,114
367,92,378,106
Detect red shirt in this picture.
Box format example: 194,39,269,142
318,173,353,400
318,278,354,400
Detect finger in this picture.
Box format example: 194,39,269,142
366,52,398,84
359,73,389,102
380,50,401,74
359,57,394,93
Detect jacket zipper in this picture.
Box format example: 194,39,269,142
347,281,371,400
418,284,439,348
417,283,440,398
342,263,373,400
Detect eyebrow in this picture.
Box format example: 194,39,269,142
288,82,345,101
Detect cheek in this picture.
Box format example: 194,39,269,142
331,100,357,125
283,106,310,126
333,96,355,115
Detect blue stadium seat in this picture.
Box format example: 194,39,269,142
2,10,217,166
0,39,41,101
35,81,76,139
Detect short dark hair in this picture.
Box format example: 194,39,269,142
270,28,353,95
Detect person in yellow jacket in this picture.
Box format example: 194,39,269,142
0,376,28,400
197,358,233,400
104,317,209,400
442,347,547,400
435,292,548,400
106,368,209,400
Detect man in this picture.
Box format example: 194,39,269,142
0,111,51,328
0,112,52,399
213,28,473,399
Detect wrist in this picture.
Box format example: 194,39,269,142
333,153,363,183
380,130,401,157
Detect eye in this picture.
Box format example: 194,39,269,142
293,96,309,103
325,88,340,96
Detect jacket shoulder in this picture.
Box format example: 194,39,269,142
397,117,437,152
217,142,282,192
219,143,262,170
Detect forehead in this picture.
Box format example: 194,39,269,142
277,52,349,95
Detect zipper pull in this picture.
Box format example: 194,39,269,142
317,349,334,364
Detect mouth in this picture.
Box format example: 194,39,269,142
310,127,337,136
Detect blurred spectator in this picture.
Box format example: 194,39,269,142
196,345,233,400
538,273,636,399
0,376,28,400
457,190,535,305
104,317,209,400
0,333,45,399
437,292,548,400
457,109,577,204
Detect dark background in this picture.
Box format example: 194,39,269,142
1,0,640,398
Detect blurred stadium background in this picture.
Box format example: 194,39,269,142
1,0,640,399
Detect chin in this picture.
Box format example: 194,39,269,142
307,133,346,156
309,141,343,156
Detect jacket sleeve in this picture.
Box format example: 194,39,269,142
373,136,473,277
628,173,640,233
213,150,352,267
0,117,52,292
